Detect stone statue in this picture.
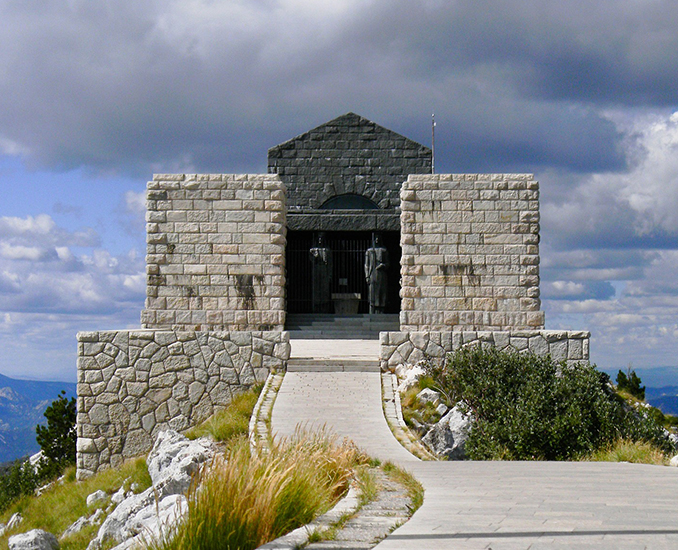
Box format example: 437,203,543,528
309,232,332,313
365,233,389,314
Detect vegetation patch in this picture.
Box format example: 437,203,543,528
150,430,365,550
186,383,263,442
584,439,667,465
424,347,673,461
0,458,151,549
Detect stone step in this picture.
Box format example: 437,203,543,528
287,358,380,372
286,313,399,339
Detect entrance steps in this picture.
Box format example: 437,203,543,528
287,357,380,372
285,313,399,339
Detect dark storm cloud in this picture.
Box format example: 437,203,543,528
1,0,675,176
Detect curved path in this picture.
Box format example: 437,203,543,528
271,340,678,549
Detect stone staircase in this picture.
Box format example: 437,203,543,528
287,357,380,372
285,313,399,339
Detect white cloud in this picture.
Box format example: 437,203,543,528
0,214,144,380
124,190,146,218
0,243,43,261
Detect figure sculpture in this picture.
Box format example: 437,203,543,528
309,232,333,313
364,233,389,314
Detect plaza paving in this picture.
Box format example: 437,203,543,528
270,339,678,550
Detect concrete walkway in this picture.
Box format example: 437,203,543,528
271,340,678,549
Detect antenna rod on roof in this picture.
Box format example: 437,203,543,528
431,113,436,174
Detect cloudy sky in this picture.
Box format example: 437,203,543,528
1,0,678,383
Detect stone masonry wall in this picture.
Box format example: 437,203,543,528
400,174,545,331
380,330,590,371
141,174,286,331
268,112,431,210
76,330,290,478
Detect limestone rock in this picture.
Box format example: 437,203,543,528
87,490,107,507
396,362,425,392
1,513,23,536
8,529,59,550
146,430,214,496
422,405,472,460
435,402,448,416
416,388,440,406
61,509,105,540
670,455,678,467
668,432,678,451
89,430,214,549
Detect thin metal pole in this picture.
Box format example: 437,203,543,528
431,113,436,174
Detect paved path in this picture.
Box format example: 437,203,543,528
271,340,678,549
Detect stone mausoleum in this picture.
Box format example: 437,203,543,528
76,113,590,477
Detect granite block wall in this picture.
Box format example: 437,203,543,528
76,330,290,478
268,112,431,210
140,174,286,331
380,330,590,371
400,174,545,331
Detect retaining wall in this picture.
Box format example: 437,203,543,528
76,330,290,478
380,330,590,371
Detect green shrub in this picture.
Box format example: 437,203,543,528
36,391,77,479
0,391,77,513
616,368,645,401
425,347,671,460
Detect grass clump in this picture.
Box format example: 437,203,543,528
0,458,151,548
425,347,673,461
151,430,364,550
186,383,263,442
584,439,667,465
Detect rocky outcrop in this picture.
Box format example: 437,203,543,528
8,529,59,550
422,406,472,460
87,429,214,550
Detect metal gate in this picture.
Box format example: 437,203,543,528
286,231,400,314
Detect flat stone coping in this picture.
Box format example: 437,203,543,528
290,339,381,361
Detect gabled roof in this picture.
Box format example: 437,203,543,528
268,112,431,154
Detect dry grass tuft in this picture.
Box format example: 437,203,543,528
583,439,668,465
150,429,365,550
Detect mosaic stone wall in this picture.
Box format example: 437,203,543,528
380,330,590,371
76,330,290,478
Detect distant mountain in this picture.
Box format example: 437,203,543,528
646,386,678,416
0,373,76,463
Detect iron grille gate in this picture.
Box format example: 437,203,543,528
286,231,401,314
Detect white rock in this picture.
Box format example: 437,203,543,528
435,403,448,416
396,363,425,392
422,405,472,460
670,455,678,467
7,513,23,530
111,486,127,505
146,430,214,496
60,508,107,540
8,529,59,550
90,429,214,549
87,490,108,507
416,388,440,405
61,515,91,540
668,433,678,450
29,451,45,473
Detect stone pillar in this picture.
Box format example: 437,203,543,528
140,174,286,331
399,174,545,331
